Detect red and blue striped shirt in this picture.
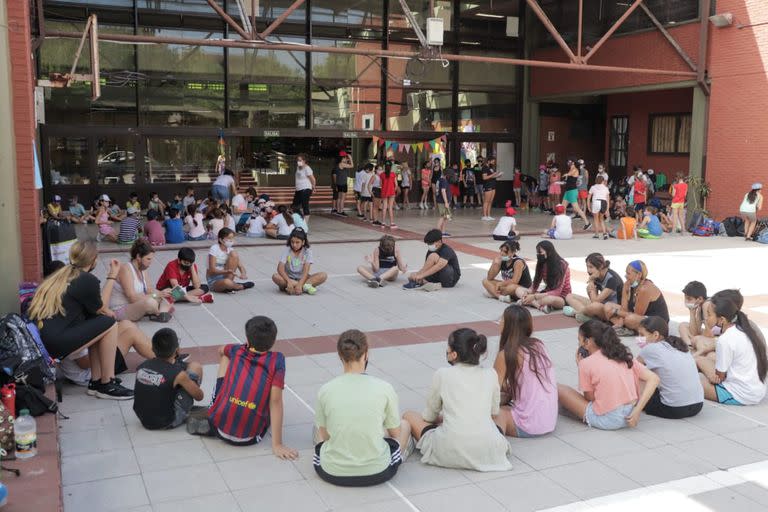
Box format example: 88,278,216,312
208,345,285,440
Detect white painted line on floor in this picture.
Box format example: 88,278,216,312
200,304,423,512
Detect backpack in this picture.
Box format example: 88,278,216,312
693,218,719,237
757,228,768,244
722,216,745,237
687,211,706,233
0,314,57,391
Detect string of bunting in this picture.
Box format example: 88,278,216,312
371,134,447,155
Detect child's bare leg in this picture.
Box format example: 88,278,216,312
307,272,327,286
483,279,502,299
357,265,375,280
380,267,399,281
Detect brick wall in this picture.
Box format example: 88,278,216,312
539,116,604,168
8,1,41,280
604,88,693,177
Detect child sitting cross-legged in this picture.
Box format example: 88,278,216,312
356,235,407,288
187,316,298,459
133,328,204,430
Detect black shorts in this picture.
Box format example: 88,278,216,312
336,184,348,194
634,202,646,212
421,422,503,437
538,189,549,198
41,315,116,359
644,389,703,419
400,185,410,191
314,438,401,487
372,188,382,199
483,183,496,192
361,196,372,203
424,265,460,288
292,189,312,216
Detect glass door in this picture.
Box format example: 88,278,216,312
609,115,629,181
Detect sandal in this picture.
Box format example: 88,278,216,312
149,312,172,323
612,326,635,337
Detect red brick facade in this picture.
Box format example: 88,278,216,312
7,1,42,280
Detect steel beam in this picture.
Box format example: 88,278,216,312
33,0,45,51
46,30,698,78
260,0,305,38
583,0,644,62
525,0,578,63
639,3,697,72
697,0,711,96
577,0,583,59
206,0,251,40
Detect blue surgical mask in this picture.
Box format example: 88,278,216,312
500,256,511,262
630,280,639,289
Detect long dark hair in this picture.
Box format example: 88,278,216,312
500,240,520,255
585,252,610,271
277,205,294,226
640,316,689,353
747,189,758,203
499,306,553,401
186,204,199,226
287,227,310,249
580,320,633,368
448,328,487,366
384,160,393,178
534,241,565,290
711,296,767,381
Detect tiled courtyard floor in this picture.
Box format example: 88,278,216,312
37,209,768,511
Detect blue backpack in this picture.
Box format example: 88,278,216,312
757,229,768,244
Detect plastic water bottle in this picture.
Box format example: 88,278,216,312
14,409,36,459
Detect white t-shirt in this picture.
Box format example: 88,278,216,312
360,172,373,197
270,214,294,237
213,174,235,188
209,218,224,240
247,215,266,236
553,214,573,240
589,184,610,202
295,165,314,191
354,170,367,193
209,243,232,271
231,194,248,214
716,326,767,405
493,216,517,237
186,213,206,238
225,214,236,232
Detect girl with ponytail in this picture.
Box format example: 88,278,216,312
636,316,704,419
696,296,768,405
399,328,512,471
557,320,659,430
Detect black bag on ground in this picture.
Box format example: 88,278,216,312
0,314,57,391
15,384,57,416
722,216,745,237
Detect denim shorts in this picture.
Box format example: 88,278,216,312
584,402,633,430
207,274,226,287
715,384,743,405
515,424,539,438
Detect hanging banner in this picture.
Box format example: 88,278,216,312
411,144,418,152
417,142,424,152
391,142,398,152
385,141,391,151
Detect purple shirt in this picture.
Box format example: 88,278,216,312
510,342,558,435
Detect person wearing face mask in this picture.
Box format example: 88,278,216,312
564,253,623,321
558,320,659,430
636,316,703,419
400,328,512,471
696,295,768,406
156,248,213,304
109,240,174,323
314,330,408,486
603,260,668,336
678,281,716,353
514,241,570,314
292,153,316,226
27,240,134,399
403,229,461,291
482,240,532,302
207,227,254,293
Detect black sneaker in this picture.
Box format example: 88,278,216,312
357,214,365,218
87,377,122,396
339,212,348,217
93,379,134,400
583,223,592,230
331,209,338,215
241,281,255,290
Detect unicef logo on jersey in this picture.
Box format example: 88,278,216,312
229,396,258,410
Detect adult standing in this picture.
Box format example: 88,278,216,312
739,183,763,241
512,167,523,207
212,169,237,204
481,156,502,221
380,161,399,229
430,157,443,208
474,156,485,207
399,163,412,210
292,153,316,226
27,240,134,399
669,173,688,235
333,151,354,216
110,240,175,323
577,159,589,212
561,160,591,230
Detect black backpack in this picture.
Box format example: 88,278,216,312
722,216,745,237
0,314,57,390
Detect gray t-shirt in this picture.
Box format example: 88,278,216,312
639,341,704,407
281,247,313,280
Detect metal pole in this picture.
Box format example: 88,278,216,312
261,0,306,38
45,30,698,78
697,0,711,95
524,0,577,63
206,0,252,40
69,15,93,77
90,16,100,100
583,0,644,62
639,3,697,72
577,0,583,60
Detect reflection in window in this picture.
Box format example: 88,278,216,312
311,1,382,36
138,0,221,14
48,137,90,185
312,40,382,129
228,40,306,129
39,21,137,125
388,0,453,41
145,137,220,184
96,137,137,185
457,52,518,134
138,28,225,126
460,0,521,46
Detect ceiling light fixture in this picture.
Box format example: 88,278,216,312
476,13,505,19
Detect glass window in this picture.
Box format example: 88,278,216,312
649,114,691,155
48,136,90,185
228,36,306,129
460,0,521,47
39,21,137,125
386,43,453,132
145,137,220,184
138,0,221,14
312,40,382,130
457,51,518,134
310,1,382,36
388,0,453,42
228,0,306,29
137,28,225,126
96,137,138,185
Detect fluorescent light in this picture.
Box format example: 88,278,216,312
476,13,504,19
460,40,481,45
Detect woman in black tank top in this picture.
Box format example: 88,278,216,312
482,241,531,301
605,260,669,335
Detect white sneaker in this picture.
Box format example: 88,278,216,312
421,282,442,292
498,295,512,303
487,216,495,221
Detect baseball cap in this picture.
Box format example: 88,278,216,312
555,204,565,215
99,194,111,202
505,206,517,216
647,169,655,175
127,207,139,215
339,150,348,157
53,195,61,202
752,183,763,190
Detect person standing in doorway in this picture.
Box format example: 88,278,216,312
481,156,502,221
292,153,315,226
512,167,523,207
333,151,354,216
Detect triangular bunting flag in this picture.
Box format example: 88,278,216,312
385,141,391,151
411,144,418,152
417,142,424,152
391,142,399,152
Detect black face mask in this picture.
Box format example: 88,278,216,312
537,254,547,263
179,264,192,272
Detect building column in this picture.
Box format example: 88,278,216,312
688,86,709,205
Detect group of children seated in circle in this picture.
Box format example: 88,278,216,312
55,188,310,246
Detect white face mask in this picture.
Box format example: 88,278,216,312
224,240,234,248
635,336,648,348
685,302,697,310
427,244,437,252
